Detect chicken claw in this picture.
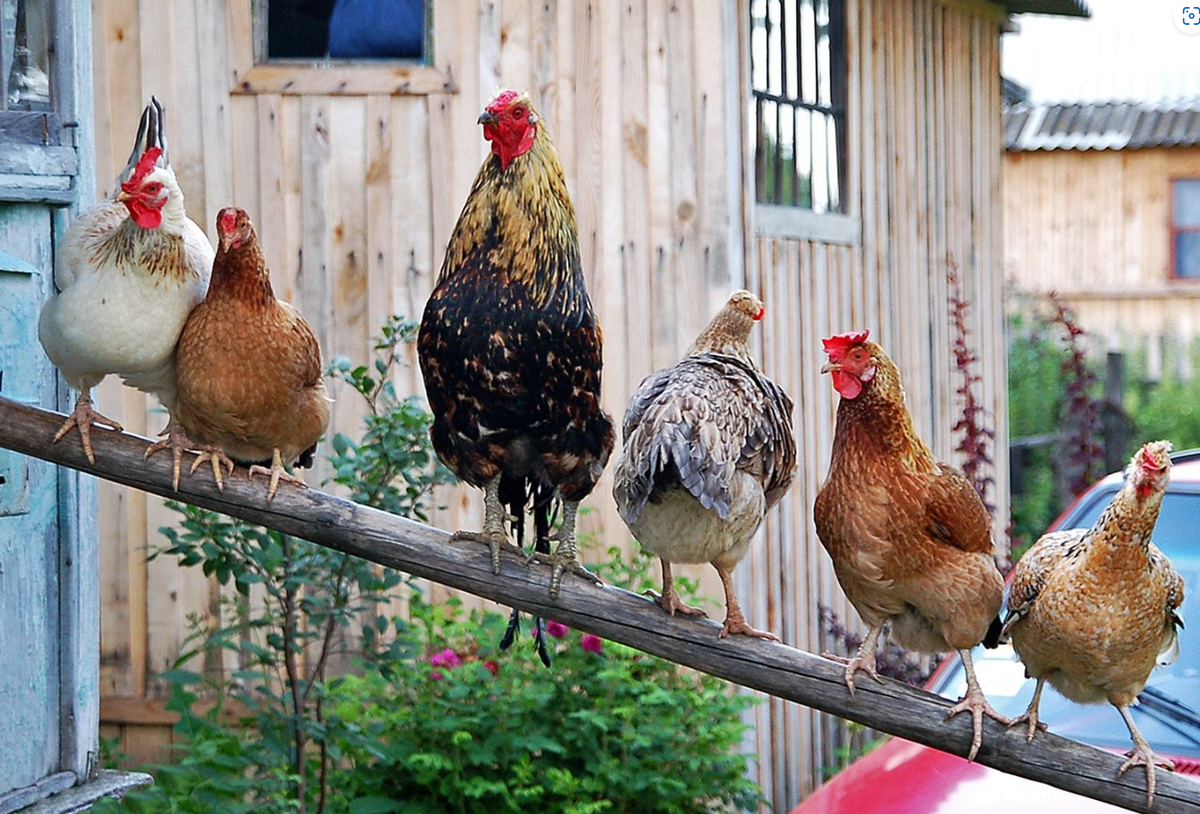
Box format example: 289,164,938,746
248,448,306,501
823,624,885,699
53,395,123,464
645,560,707,617
545,500,602,599
144,420,198,490
714,563,778,640
947,648,1012,762
451,475,517,574
189,446,235,492
1007,677,1048,743
1117,705,1175,807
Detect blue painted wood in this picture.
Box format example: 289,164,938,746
0,204,62,795
0,0,99,801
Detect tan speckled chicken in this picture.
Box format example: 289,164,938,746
1001,440,1185,806
612,291,796,639
172,208,330,500
813,331,1008,761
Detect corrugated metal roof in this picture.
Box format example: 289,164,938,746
1005,101,1200,151
1004,0,1090,17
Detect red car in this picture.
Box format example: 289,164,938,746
792,453,1200,813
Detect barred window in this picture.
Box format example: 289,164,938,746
750,0,846,212
1171,179,1200,280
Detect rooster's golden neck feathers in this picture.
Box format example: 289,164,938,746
687,290,764,365
439,100,581,308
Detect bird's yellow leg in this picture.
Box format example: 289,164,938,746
248,448,306,501
188,445,236,492
1116,703,1175,807
544,500,602,599
823,623,886,699
52,390,123,465
645,559,706,617
715,564,777,640
946,648,1013,762
451,475,513,575
144,418,198,491
1007,676,1049,743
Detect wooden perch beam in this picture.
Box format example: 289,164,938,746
1,395,1197,814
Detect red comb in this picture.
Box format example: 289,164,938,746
219,208,238,235
121,147,163,194
487,89,520,113
822,330,870,359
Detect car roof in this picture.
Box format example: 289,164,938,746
1076,448,1200,492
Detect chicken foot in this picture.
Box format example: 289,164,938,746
144,418,199,491
1007,676,1049,743
541,500,602,600
946,648,1013,762
249,448,307,501
645,559,706,617
823,623,886,698
53,391,124,464
714,564,778,640
189,445,236,492
1116,703,1175,807
451,475,515,575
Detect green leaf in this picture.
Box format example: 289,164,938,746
349,797,403,814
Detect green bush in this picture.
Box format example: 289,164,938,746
94,315,762,814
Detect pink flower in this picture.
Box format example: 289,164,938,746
581,633,604,654
429,648,463,669
545,620,569,639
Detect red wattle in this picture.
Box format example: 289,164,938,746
832,370,863,400
126,200,162,229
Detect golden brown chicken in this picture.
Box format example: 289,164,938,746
172,207,330,499
612,291,795,639
1001,440,1185,806
813,330,1008,761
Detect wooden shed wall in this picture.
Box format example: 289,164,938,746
88,0,1008,808
742,0,1008,804
1004,146,1200,354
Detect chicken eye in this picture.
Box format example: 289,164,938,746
512,107,526,119
145,182,162,194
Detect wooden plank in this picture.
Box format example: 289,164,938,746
231,65,455,96
5,397,1198,814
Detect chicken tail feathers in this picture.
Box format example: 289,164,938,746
497,474,556,667
296,441,318,470
982,614,1005,649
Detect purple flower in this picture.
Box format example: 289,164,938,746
429,648,463,669
581,633,604,654
545,620,569,639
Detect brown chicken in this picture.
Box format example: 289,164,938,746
1000,440,1185,806
172,207,330,499
612,290,796,639
417,88,614,617
813,330,1008,761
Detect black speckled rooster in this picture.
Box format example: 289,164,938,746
418,89,614,660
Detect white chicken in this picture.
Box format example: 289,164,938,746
39,97,213,474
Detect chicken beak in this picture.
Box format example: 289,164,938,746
820,362,839,375
477,110,498,126
116,189,132,203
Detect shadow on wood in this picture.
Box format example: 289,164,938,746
0,395,1197,814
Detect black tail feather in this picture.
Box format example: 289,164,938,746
982,615,1004,649
497,475,557,667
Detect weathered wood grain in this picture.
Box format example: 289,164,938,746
1,396,1197,814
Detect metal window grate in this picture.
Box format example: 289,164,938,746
750,0,846,212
